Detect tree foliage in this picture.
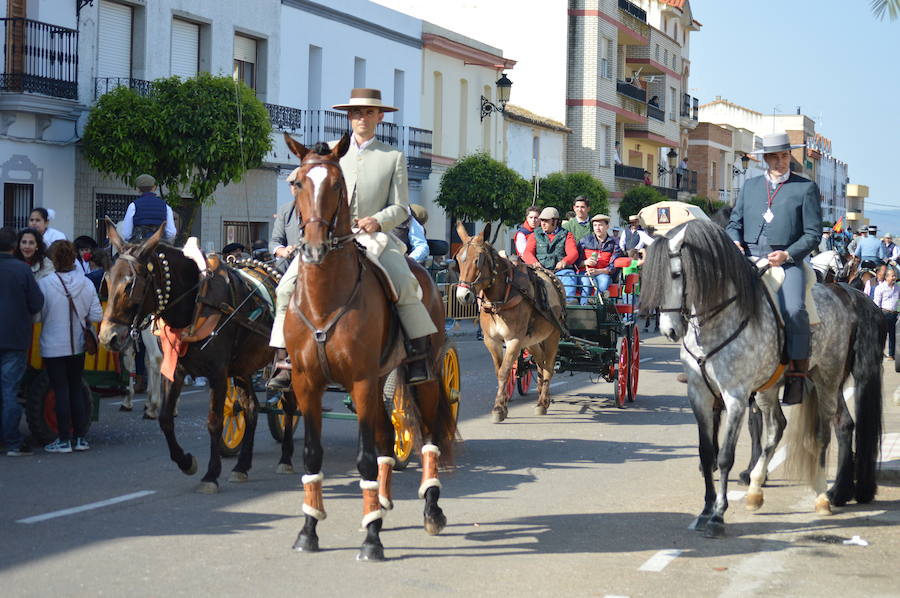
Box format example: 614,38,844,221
537,171,609,215
617,185,665,222
871,0,900,20
436,153,531,239
686,195,728,216
83,73,272,240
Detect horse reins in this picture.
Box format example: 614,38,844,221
457,241,519,314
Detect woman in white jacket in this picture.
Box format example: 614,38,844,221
36,241,102,453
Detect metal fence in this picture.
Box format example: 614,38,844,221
1,18,78,99
94,77,151,100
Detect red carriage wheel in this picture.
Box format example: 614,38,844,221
505,359,518,398
615,336,629,408
517,362,534,396
629,326,640,402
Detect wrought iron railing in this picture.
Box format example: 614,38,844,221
94,77,152,100
653,185,678,200
618,0,647,22
616,80,646,103
406,126,433,169
264,103,303,131
679,169,698,194
615,164,645,181
1,18,78,99
647,104,665,121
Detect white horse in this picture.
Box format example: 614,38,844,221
809,249,850,282
119,325,164,419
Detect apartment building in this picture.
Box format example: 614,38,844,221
687,122,764,205
502,104,570,183
566,0,700,222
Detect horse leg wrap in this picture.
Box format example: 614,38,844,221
418,443,442,499
377,457,395,511
301,473,327,521
361,480,383,527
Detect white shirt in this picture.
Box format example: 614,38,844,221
120,201,177,240
351,135,376,152
42,227,66,246
765,169,790,189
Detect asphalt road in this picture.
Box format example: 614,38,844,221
2,330,900,598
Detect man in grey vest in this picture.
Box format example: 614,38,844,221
726,132,822,405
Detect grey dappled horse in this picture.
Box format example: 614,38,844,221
640,220,883,538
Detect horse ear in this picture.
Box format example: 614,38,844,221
668,225,687,254
334,133,351,159
106,217,124,252
456,221,470,243
481,222,492,243
284,132,310,161
137,223,166,258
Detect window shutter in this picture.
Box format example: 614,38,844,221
234,35,256,64
98,0,132,79
171,19,199,79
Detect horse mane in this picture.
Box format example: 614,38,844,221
312,142,330,156
640,220,762,319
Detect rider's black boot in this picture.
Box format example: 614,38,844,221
406,337,430,385
267,348,292,392
781,359,809,405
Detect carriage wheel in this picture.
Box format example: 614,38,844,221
25,371,94,445
615,336,629,408
266,391,298,442
517,359,534,396
219,379,246,458
442,346,461,424
387,377,414,471
505,360,518,399
628,326,640,402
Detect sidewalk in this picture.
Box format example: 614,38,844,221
878,360,900,482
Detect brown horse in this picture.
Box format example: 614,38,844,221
99,222,296,491
454,223,561,422
281,133,456,561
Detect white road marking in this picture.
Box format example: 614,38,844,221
603,595,630,598
111,398,145,406
549,380,571,388
727,490,746,501
882,432,900,461
17,491,156,524
640,357,652,363
767,447,787,473
638,549,682,572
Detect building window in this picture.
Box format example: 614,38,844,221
459,79,468,153
600,125,611,167
711,161,718,191
354,57,366,88
223,220,268,249
94,193,133,243
433,72,443,154
171,18,199,78
532,136,541,175
600,37,612,79
308,45,322,109
655,44,660,60
663,48,668,66
3,183,33,229
393,69,405,124
98,0,133,79
233,35,257,90
669,86,677,120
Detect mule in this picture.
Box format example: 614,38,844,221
454,224,562,422
99,221,296,492
281,134,456,561
640,219,883,538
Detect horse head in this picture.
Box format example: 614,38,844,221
99,218,166,352
656,225,689,341
284,132,351,265
454,221,493,305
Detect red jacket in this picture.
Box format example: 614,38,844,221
523,229,578,268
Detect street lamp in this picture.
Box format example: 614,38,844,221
657,148,679,186
731,153,750,176
480,73,513,121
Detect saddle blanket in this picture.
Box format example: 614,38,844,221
753,258,821,326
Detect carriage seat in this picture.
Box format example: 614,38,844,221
752,258,820,326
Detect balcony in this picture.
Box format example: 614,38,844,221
616,80,646,103
615,164,645,181
264,103,303,131
1,18,78,100
94,77,152,100
680,93,699,128
679,169,698,194
653,186,678,200
618,0,647,22
647,103,665,121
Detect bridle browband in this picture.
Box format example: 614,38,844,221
292,158,359,258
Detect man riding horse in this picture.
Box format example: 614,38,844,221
267,88,436,390
726,132,822,405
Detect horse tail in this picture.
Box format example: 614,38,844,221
849,294,884,503
784,384,822,488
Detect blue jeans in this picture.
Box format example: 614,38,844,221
555,269,578,303
578,273,611,305
1,350,28,450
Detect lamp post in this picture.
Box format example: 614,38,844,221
480,73,513,121
729,153,750,206
656,148,679,188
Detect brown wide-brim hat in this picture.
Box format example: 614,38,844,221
332,88,398,112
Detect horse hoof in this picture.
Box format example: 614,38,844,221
815,494,833,516
119,405,132,412
745,491,764,511
196,481,219,494
356,542,385,561
142,411,157,420
229,471,248,483
534,405,547,415
275,463,294,475
491,409,507,423
292,532,319,552
424,512,447,536
689,516,709,532
182,455,198,476
703,520,726,538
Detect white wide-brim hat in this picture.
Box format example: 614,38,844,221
332,88,398,112
749,132,804,154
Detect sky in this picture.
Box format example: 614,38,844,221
373,0,900,232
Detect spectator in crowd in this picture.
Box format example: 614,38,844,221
120,174,177,243
855,224,885,265
73,235,106,290
406,209,429,264
882,233,898,262
676,157,688,189
35,241,102,453
619,215,653,253
522,207,579,303
577,213,620,303
14,228,54,280
818,227,832,254
643,171,653,186
562,196,592,242
514,206,540,258
28,208,66,245
874,267,900,360
221,242,246,259
0,227,44,456
864,263,887,298
648,95,660,107
847,229,861,256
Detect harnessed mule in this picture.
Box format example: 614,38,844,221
99,221,296,492
640,220,883,538
281,134,456,561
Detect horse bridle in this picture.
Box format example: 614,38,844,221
291,158,359,260
456,240,499,291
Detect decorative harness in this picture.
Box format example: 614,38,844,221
456,241,521,314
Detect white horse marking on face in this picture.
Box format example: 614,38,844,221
307,165,328,203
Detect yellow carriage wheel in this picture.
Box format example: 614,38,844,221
442,346,461,424
220,378,246,457
390,382,414,471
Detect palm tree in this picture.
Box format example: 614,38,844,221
871,0,900,20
